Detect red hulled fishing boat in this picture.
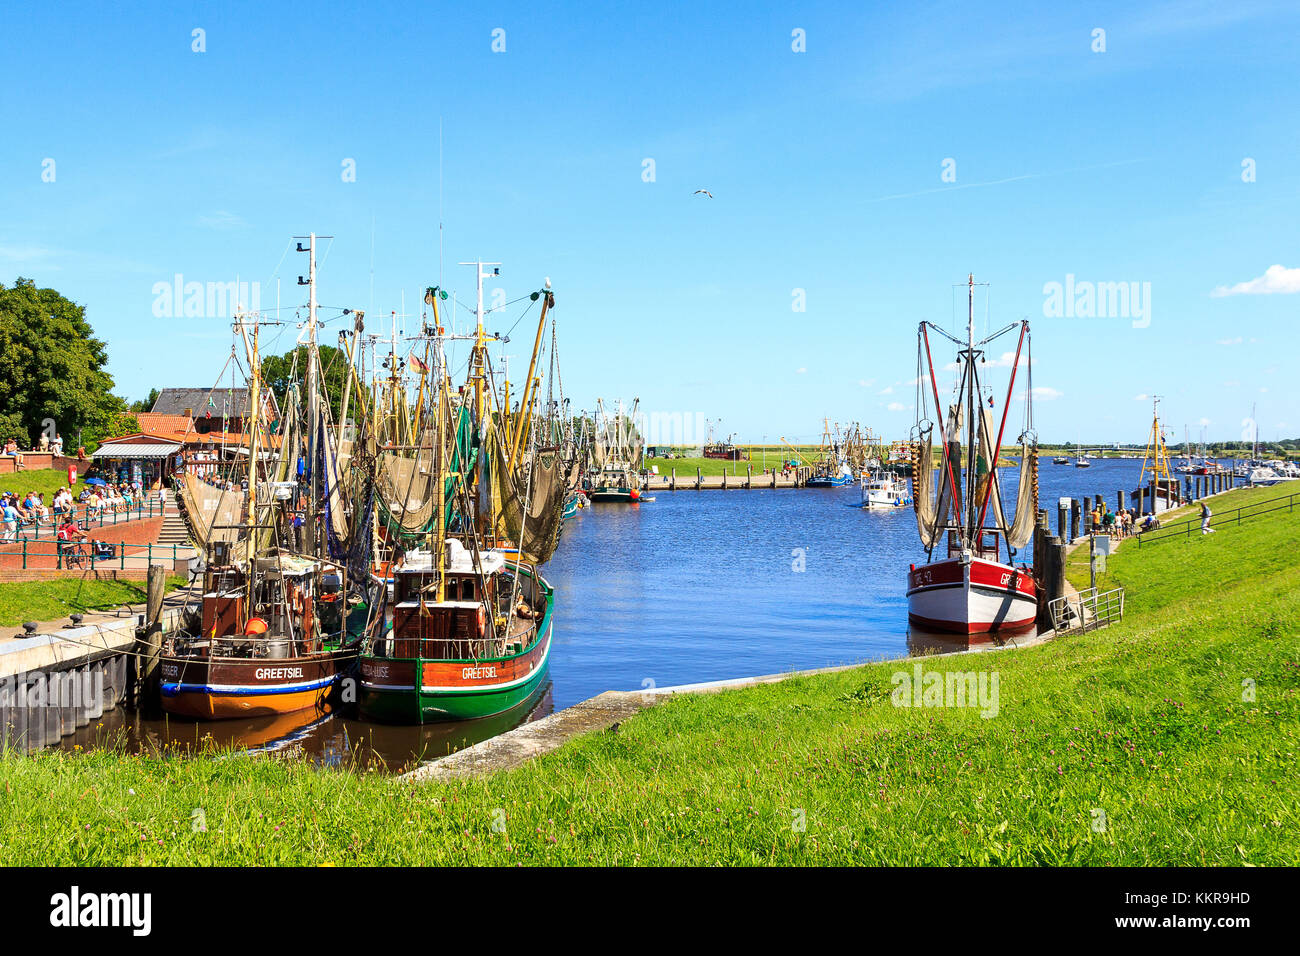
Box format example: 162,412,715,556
906,274,1040,638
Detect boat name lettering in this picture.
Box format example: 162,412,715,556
363,663,389,679
462,665,497,680
255,667,304,680
161,664,179,678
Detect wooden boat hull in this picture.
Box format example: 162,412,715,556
358,568,554,724
906,555,1037,637
159,650,354,720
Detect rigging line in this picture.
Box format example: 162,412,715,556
265,239,294,286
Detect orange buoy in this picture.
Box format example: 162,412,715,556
243,617,269,636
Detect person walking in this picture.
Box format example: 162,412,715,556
1200,501,1215,534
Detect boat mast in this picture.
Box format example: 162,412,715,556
300,233,320,555
460,259,500,540
964,272,977,545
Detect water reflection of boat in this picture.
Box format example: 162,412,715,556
62,682,554,772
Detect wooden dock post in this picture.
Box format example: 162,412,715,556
1038,535,1066,629
1116,490,1124,514
1083,496,1092,535
746,464,752,489
1057,501,1069,540
1070,499,1080,542
670,467,676,491
696,467,702,490
135,564,165,714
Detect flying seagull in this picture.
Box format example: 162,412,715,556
693,189,713,198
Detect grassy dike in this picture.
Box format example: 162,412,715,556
1,492,1296,866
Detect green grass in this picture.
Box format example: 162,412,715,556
0,576,188,627
1065,484,1298,586
0,466,91,501
1,495,1297,865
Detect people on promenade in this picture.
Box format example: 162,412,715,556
1,495,19,541
1201,501,1215,535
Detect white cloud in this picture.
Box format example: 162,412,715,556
1030,387,1062,400
1223,380,1240,387
886,402,906,412
795,367,807,374
858,378,874,388
878,386,893,395
1134,393,1148,401
1216,337,1243,346
1198,417,1211,426
1211,264,1300,297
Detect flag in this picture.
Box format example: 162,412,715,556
409,351,428,374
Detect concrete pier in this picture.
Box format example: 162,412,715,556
0,603,188,753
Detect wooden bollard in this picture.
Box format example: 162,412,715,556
1057,502,1069,540
746,464,752,489
696,467,702,490
135,563,166,715
670,467,676,491
1070,499,1081,542
1083,496,1092,534
1116,490,1124,514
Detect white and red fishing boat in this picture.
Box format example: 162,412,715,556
906,274,1040,638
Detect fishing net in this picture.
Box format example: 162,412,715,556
487,423,566,565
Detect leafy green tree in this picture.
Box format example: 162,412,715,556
0,278,129,452
129,387,161,413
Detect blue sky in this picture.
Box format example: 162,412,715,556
3,0,1298,444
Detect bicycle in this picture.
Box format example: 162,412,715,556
59,540,91,570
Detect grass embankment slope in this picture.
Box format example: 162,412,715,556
1,494,1296,865
0,576,189,628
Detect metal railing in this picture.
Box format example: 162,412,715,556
6,537,190,571
1048,586,1125,632
1136,491,1299,547
7,494,170,543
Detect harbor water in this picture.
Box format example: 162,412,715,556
60,457,1215,770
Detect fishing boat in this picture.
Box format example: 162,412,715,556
588,397,646,502
806,418,854,487
161,548,364,718
1052,455,1069,465
1074,443,1090,468
860,467,912,509
358,261,563,724
906,274,1039,637
1130,397,1180,512
359,542,552,722
162,239,374,717
702,420,746,460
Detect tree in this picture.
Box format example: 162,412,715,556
129,387,161,413
0,278,129,452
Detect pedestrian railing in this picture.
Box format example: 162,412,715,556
1048,586,1125,633
1136,491,1299,547
8,495,169,543
8,537,191,571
